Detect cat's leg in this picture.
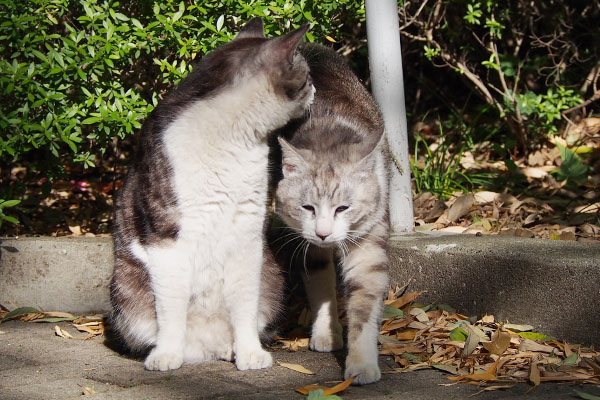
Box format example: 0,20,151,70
223,226,272,370
340,242,389,385
143,242,192,371
301,246,343,352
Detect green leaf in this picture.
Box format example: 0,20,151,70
575,390,600,400
383,305,404,319
553,143,588,183
216,14,224,31
2,215,19,224
2,307,41,321
517,332,549,340
82,117,101,124
0,199,21,208
31,317,77,323
114,12,129,21
306,389,342,400
449,327,468,342
173,2,185,22
131,18,144,29
401,352,421,363
562,353,579,365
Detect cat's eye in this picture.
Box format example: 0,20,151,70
302,205,315,213
335,206,349,215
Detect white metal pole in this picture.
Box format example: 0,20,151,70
366,0,414,233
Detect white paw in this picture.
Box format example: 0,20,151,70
235,348,273,370
310,331,344,352
144,348,183,371
216,345,234,362
344,357,381,385
310,320,343,352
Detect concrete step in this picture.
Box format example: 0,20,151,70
1,234,598,346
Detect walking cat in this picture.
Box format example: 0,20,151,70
272,44,390,384
110,18,314,372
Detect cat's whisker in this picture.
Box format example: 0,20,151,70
290,238,308,265
302,241,311,275
274,234,303,256
271,230,302,245
345,236,362,249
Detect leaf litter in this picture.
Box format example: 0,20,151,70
413,118,599,242
0,307,104,340
378,288,600,393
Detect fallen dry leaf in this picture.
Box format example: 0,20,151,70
448,358,501,382
54,325,73,339
277,361,315,375
276,336,310,352
385,291,425,309
483,328,511,355
376,291,600,388
447,193,474,222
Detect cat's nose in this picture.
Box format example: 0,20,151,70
316,232,330,241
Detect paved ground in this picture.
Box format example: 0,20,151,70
1,320,599,399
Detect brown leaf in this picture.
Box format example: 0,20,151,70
44,311,76,318
518,339,559,354
277,362,315,375
448,358,500,382
54,325,73,339
386,291,424,309
380,342,425,355
529,357,542,387
322,376,355,395
295,376,356,396
295,384,328,395
447,194,474,222
483,329,511,355
277,337,310,352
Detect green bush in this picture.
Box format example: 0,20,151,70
0,0,364,179
399,0,598,154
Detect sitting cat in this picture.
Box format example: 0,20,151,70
272,43,390,385
110,18,314,372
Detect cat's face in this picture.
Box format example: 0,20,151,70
276,139,382,248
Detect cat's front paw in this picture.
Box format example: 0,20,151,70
344,357,381,385
310,331,344,352
235,348,273,370
310,320,343,352
144,349,183,371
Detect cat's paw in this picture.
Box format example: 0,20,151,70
344,357,381,385
144,349,183,371
310,320,343,352
310,331,344,352
235,348,273,370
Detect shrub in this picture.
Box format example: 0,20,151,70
0,0,364,179
398,0,599,154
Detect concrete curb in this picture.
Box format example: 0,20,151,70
1,234,598,346
389,233,600,346
0,237,113,314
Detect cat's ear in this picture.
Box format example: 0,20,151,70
237,17,265,39
356,133,386,176
278,137,308,178
268,24,309,64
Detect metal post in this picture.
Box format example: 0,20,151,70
366,0,414,232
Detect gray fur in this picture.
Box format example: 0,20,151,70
271,44,390,385
110,18,313,371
